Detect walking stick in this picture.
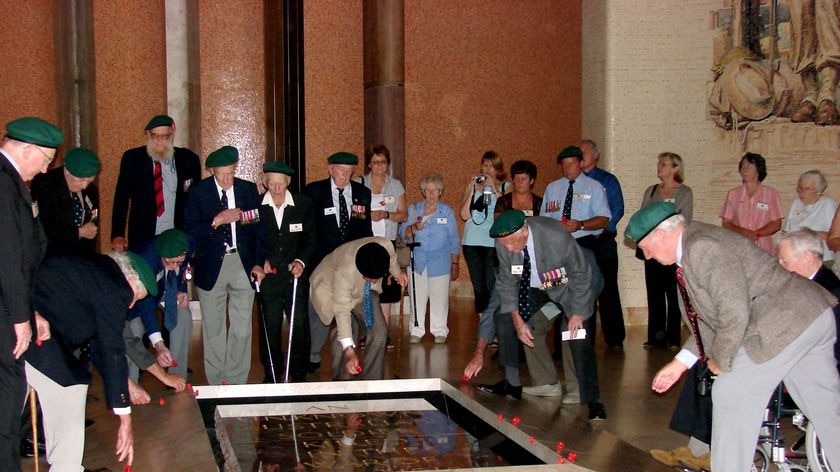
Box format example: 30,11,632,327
284,275,299,384
30,387,38,472
406,242,421,328
254,278,277,384
394,285,406,379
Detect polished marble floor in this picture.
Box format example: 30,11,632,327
24,297,689,471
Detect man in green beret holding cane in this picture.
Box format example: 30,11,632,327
0,116,62,471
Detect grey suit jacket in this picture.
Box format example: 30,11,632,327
496,216,602,319
681,222,837,371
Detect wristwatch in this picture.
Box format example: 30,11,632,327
385,211,390,219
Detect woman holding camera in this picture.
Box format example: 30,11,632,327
459,151,510,317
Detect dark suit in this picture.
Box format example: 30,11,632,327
30,166,99,256
258,192,316,382
184,176,266,384
495,217,603,403
25,255,131,470
678,222,840,471
304,178,373,365
0,151,45,471
812,266,840,374
304,178,373,268
111,146,200,251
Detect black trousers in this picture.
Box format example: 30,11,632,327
462,245,498,314
258,274,310,382
644,259,682,347
0,345,25,472
576,234,626,347
669,363,712,444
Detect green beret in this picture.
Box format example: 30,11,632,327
64,147,100,178
154,229,188,258
490,210,526,238
556,145,583,162
624,202,678,244
126,251,158,297
145,114,174,130
327,151,358,165
206,145,239,168
263,161,295,175
5,117,63,148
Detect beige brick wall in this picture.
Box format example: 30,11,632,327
583,1,840,324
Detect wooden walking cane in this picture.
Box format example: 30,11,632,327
394,285,406,379
30,387,39,472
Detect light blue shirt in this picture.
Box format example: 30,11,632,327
540,173,610,238
400,201,460,277
462,188,498,247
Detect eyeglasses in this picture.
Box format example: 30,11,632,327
370,160,388,166
28,145,54,165
149,132,172,141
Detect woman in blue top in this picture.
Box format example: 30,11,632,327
401,172,461,343
458,151,510,316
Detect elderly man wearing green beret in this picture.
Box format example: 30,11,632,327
489,210,607,421
303,152,373,374
627,202,840,471
257,161,316,382
184,146,266,385
31,147,101,256
111,114,201,253
0,116,62,471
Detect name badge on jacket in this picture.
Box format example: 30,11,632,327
511,265,523,275
523,210,534,217
756,202,769,211
437,217,447,224
324,207,337,215
384,196,395,204
289,223,303,232
573,193,591,201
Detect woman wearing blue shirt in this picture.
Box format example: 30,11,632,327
401,172,461,344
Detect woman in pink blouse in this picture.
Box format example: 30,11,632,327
720,152,783,254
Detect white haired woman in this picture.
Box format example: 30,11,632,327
785,169,837,266
401,172,461,343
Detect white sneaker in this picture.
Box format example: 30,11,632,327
522,382,563,397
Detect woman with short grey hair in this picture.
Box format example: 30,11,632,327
401,172,460,344
785,169,836,265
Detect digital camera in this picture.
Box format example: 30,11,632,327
474,174,487,184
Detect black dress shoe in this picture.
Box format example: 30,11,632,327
19,438,46,458
476,380,522,400
588,401,607,420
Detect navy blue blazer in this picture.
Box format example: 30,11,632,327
304,178,373,268
111,146,201,251
127,237,194,336
184,176,266,291
31,166,99,256
27,255,132,410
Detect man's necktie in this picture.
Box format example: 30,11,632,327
338,187,349,240
154,161,164,217
220,190,233,247
675,267,706,361
518,245,534,322
71,192,84,227
164,270,178,331
562,180,575,221
363,281,374,328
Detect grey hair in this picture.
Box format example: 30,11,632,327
655,213,686,232
580,139,599,159
799,170,828,193
107,251,144,294
779,228,823,259
419,172,445,193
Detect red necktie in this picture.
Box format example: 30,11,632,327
675,267,706,361
154,161,164,217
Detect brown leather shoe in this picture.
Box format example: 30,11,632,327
815,100,839,126
650,446,694,467
682,452,711,471
790,101,816,122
